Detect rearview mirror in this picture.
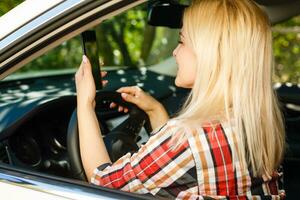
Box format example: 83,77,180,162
147,0,188,28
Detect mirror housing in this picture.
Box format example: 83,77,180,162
147,0,188,28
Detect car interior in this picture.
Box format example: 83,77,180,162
0,0,299,199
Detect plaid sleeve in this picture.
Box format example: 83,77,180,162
91,121,195,195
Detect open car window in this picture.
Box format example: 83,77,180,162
4,2,180,81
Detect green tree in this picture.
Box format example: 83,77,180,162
0,0,23,16
273,16,300,83
96,5,155,67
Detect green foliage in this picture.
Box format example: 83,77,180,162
17,37,82,73
273,16,300,83
0,0,23,16
97,5,149,67
95,4,179,68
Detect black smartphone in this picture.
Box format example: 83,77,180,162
81,30,102,90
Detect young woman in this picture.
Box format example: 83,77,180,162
75,0,285,199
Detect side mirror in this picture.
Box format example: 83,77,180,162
147,0,188,28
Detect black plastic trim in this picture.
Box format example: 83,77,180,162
255,0,299,6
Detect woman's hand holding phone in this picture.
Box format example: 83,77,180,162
75,56,108,109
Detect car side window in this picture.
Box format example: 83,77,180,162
4,2,180,80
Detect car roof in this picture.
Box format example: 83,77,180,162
260,0,300,24
256,0,298,5
0,0,65,40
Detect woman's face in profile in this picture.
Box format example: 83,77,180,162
172,30,197,89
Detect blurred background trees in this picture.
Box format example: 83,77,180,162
0,0,299,83
0,0,22,15
273,17,300,83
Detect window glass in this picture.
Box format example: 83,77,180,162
6,2,180,79
273,15,300,84
11,36,82,76
96,3,179,68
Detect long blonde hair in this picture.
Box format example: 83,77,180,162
174,0,285,176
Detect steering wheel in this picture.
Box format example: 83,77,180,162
67,91,151,181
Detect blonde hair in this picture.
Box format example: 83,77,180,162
173,0,285,176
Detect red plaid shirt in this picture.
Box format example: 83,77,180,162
91,119,285,199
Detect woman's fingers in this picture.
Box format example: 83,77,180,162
110,102,129,113
75,56,91,82
102,80,108,86
118,106,124,112
101,71,107,77
120,92,138,104
111,86,145,113
82,55,92,74
99,71,108,87
116,86,140,96
110,102,116,108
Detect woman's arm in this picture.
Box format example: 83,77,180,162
75,56,111,181
91,122,195,196
77,104,111,182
